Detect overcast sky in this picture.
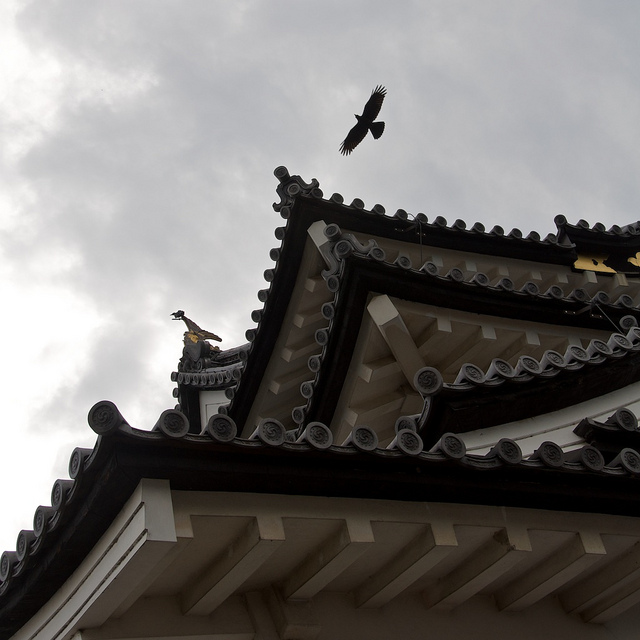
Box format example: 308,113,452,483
2,0,640,553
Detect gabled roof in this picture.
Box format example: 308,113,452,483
4,167,640,637
175,167,640,443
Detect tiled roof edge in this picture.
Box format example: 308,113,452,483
273,165,565,248
3,398,640,632
265,220,640,425
555,214,640,241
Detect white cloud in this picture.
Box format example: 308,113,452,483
2,0,640,552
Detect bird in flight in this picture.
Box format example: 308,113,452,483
339,85,386,155
171,310,222,343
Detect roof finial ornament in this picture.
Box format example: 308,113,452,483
272,167,322,213
171,310,222,348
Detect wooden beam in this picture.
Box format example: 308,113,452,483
293,310,324,329
417,316,452,358
495,531,606,611
494,332,534,363
439,325,484,367
280,340,318,364
441,324,497,375
244,592,281,640
417,315,452,356
581,576,640,624
423,528,531,610
78,595,255,640
283,518,375,600
304,276,324,294
349,393,405,424
265,587,321,640
355,523,458,608
561,540,640,615
559,539,640,623
181,517,285,616
367,295,425,390
269,368,311,395
24,480,182,640
358,357,401,384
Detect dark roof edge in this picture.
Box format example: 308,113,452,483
3,411,640,637
272,167,574,265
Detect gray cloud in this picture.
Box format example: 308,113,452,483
2,0,640,549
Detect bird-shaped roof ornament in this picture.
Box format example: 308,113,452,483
171,310,222,346
340,85,386,155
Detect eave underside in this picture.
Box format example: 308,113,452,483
228,211,640,448
15,479,640,640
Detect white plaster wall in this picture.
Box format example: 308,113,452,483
199,389,229,432
461,379,640,456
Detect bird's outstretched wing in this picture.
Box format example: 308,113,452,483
361,85,386,121
339,85,387,155
340,122,368,155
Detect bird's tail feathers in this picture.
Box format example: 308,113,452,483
370,121,385,139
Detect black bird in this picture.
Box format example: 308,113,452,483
339,85,386,155
171,310,222,343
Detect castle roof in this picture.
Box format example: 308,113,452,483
4,167,640,636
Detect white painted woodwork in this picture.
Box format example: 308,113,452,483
283,519,374,600
17,489,640,640
263,587,321,640
223,220,640,441
98,221,640,639
199,390,229,432
461,379,640,456
495,531,606,611
560,539,640,624
423,527,532,610
354,523,458,608
581,579,640,624
357,357,401,384
12,480,180,640
181,516,286,616
367,295,426,389
293,310,324,329
77,595,255,640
